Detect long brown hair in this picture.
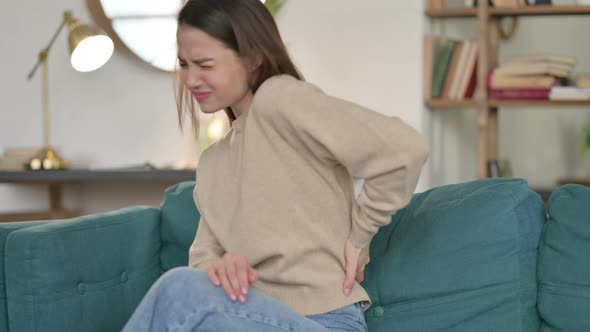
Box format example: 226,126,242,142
175,0,303,136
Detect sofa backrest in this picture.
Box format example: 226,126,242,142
4,207,161,332
159,181,200,273
538,184,590,331
362,178,546,332
159,179,557,331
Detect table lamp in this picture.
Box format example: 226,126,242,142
25,10,114,170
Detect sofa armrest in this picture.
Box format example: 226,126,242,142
4,206,161,332
0,220,52,332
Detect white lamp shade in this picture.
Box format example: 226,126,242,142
70,35,114,72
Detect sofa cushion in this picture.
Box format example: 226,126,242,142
538,184,590,331
4,207,160,332
362,178,545,332
159,181,200,272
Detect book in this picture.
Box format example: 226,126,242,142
442,0,470,8
578,75,590,89
552,0,577,4
456,40,479,99
487,73,557,89
441,42,465,98
463,58,478,99
423,35,434,99
425,35,478,100
492,0,520,7
449,41,472,99
549,86,590,101
423,35,445,99
527,0,552,4
487,160,501,178
489,88,551,100
472,0,495,5
432,39,458,98
0,147,38,171
504,54,576,67
494,62,573,77
427,0,442,10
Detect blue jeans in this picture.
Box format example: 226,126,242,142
123,267,368,332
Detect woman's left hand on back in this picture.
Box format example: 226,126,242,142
342,240,370,296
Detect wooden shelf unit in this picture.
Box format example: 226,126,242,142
426,8,477,17
489,100,590,108
557,178,590,186
424,3,590,178
0,169,196,222
427,99,590,108
426,99,479,109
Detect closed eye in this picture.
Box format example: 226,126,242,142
194,62,213,69
177,58,213,69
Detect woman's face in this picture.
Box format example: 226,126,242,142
177,24,253,115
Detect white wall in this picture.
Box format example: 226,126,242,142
0,0,429,216
277,0,430,191
0,0,190,213
3,1,587,216
425,18,480,187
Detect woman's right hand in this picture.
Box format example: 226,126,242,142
207,253,257,303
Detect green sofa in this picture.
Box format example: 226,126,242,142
0,178,588,331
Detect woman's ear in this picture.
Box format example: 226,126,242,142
246,53,263,73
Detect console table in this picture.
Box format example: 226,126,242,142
0,169,195,222
558,178,590,187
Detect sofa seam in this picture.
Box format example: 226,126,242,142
365,283,515,317
8,209,159,245
31,240,37,332
507,187,524,332
507,183,543,332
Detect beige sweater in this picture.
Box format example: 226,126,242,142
189,74,429,316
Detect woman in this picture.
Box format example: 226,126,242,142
123,0,428,331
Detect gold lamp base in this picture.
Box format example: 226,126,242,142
26,147,70,170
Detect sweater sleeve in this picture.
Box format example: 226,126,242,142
188,214,226,271
189,176,225,270
256,76,429,248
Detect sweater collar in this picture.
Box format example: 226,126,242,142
231,104,252,132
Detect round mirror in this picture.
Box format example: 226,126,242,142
98,0,182,71
91,0,283,72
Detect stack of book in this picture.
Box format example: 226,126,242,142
424,35,479,100
549,73,590,100
578,74,590,88
487,55,575,100
0,148,38,171
492,0,527,7
426,0,589,9
427,0,508,8
549,86,590,100
549,74,590,101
